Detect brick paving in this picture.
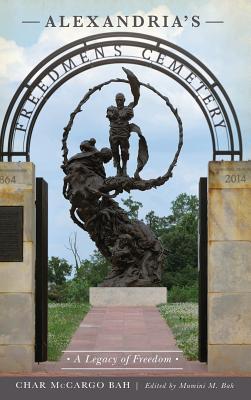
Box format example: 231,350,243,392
53,306,207,375
2,306,251,376
63,306,177,351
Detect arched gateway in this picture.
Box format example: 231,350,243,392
0,33,250,375
0,32,242,161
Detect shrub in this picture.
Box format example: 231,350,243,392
168,283,198,303
64,279,89,303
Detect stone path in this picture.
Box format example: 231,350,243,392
53,306,207,375
63,306,178,351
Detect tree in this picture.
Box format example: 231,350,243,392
121,193,199,290
65,232,81,272
122,193,198,290
170,193,198,225
145,210,170,238
48,257,72,285
64,251,111,302
75,251,110,286
122,195,143,220
160,193,199,289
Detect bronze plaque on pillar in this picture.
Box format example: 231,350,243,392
0,206,23,262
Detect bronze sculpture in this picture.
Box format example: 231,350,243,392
107,92,133,177
106,69,149,179
62,68,183,286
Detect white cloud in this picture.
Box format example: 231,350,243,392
0,37,27,81
0,5,183,84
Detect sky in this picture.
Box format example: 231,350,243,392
0,0,250,265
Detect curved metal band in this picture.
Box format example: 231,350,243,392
0,32,242,161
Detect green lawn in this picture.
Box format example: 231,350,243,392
48,303,90,361
158,303,198,360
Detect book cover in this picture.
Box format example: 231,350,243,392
0,0,250,399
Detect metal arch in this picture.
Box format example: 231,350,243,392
4,40,235,158
9,39,227,157
0,32,242,161
25,57,217,160
0,37,240,160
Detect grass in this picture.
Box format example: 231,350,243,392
48,303,90,361
158,303,198,361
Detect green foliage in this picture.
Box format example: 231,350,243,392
48,303,90,360
122,195,143,220
48,282,69,303
159,303,198,360
61,251,111,303
64,279,89,303
122,193,199,297
168,283,198,303
48,257,73,302
48,257,72,285
48,251,110,303
159,194,199,292
145,210,170,237
76,251,110,286
170,193,199,224
162,265,198,290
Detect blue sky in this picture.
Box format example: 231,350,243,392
0,0,250,264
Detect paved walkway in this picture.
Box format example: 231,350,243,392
54,306,207,375
5,306,250,376
63,306,178,351
2,306,251,376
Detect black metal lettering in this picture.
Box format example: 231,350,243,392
185,72,197,84
172,16,183,27
62,58,77,73
73,16,83,27
28,95,40,105
20,109,32,119
37,81,48,93
142,48,152,60
203,94,215,105
86,16,98,27
192,15,200,27
94,47,105,59
45,16,56,27
148,15,160,27
114,45,122,56
103,16,113,28
196,82,207,93
48,69,60,82
163,16,169,26
79,52,90,64
156,53,165,65
132,16,144,27
168,60,183,74
59,16,70,27
214,119,226,128
15,123,26,132
209,107,221,118
117,16,128,27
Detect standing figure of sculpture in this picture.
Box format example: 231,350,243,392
61,67,184,287
106,92,133,177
